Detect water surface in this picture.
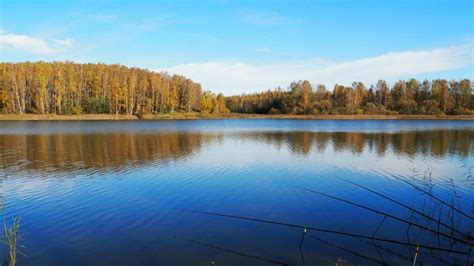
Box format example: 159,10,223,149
0,120,473,265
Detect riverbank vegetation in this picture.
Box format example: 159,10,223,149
227,79,473,115
0,196,22,266
1,62,472,117
2,218,21,266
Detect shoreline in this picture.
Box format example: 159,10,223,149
1,113,473,121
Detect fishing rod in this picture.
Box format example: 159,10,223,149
174,208,471,255
294,186,473,246
299,226,306,266
359,237,411,262
337,177,469,239
174,236,289,266
309,234,384,265
390,175,474,221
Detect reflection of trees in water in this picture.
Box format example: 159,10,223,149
236,130,473,157
0,133,207,175
0,130,471,175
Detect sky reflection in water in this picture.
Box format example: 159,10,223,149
0,120,473,265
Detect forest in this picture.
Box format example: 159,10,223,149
0,62,227,115
227,79,473,115
0,62,472,116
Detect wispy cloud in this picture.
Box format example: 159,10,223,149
87,13,118,23
51,38,75,49
256,47,273,53
162,43,472,95
126,15,176,33
0,31,75,55
240,10,297,26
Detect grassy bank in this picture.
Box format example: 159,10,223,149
1,113,474,121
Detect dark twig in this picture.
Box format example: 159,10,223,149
299,226,307,266
465,245,473,266
339,178,468,238
309,234,384,265
372,215,387,238
293,186,473,246
174,236,289,265
391,175,474,221
174,208,471,255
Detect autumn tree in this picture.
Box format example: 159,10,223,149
314,84,332,114
432,79,454,114
201,91,214,114
0,62,203,116
375,80,389,108
289,80,313,114
1,62,471,116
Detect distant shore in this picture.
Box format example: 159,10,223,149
1,113,474,121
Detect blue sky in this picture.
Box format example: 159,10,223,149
1,0,472,94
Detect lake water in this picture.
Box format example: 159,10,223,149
0,120,473,265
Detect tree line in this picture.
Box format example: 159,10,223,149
227,79,473,115
0,62,228,115
1,62,472,116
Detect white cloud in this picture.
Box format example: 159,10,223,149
0,32,74,55
0,33,54,55
162,44,473,95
